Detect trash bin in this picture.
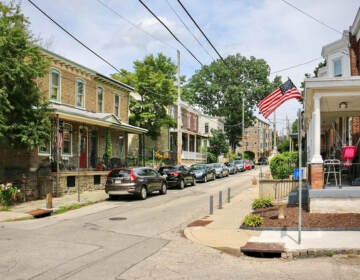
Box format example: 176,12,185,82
293,168,304,180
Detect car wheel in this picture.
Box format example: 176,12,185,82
179,180,185,189
139,186,147,200
191,177,196,186
159,182,167,195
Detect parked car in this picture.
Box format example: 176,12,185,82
189,163,216,183
224,162,237,174
105,167,167,200
244,160,252,170
233,159,246,172
210,163,229,178
258,157,268,165
249,160,255,169
158,165,195,189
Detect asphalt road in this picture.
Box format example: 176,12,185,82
1,168,360,280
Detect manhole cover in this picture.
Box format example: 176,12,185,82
109,217,127,221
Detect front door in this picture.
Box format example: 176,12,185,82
79,128,88,168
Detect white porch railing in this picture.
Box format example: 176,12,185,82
182,151,206,161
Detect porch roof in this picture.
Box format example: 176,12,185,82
303,76,360,130
50,103,148,134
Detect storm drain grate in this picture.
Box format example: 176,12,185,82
109,217,127,221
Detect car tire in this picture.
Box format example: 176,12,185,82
159,182,167,195
191,177,196,186
179,180,185,189
139,186,147,200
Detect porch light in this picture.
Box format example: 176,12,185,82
339,102,348,109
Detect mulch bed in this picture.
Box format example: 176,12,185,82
251,205,360,229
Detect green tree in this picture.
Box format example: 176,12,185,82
0,3,51,149
292,119,298,133
184,54,278,149
277,138,290,153
112,53,177,139
243,150,255,160
207,128,229,162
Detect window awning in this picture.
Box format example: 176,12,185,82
50,103,147,134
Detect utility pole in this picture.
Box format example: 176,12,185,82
242,96,245,153
177,50,182,165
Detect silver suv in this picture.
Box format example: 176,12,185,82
105,167,167,200
233,159,245,172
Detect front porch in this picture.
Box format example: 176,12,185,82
304,76,360,212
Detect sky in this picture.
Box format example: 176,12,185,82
9,0,360,134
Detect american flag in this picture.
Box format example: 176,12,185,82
258,79,302,119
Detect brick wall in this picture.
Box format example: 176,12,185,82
349,34,360,76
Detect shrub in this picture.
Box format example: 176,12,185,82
0,183,20,209
243,214,264,227
252,198,272,210
269,152,298,179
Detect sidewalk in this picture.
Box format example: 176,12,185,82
183,180,360,258
0,190,109,222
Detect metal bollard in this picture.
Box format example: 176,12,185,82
209,195,213,214
218,191,222,209
227,188,231,203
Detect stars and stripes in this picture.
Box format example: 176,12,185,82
258,79,302,119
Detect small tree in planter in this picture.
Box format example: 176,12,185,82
269,152,298,179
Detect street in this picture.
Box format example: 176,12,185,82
1,169,360,280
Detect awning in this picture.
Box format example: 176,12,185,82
50,103,148,134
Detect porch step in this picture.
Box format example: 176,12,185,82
27,208,53,218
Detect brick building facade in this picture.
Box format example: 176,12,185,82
0,49,146,199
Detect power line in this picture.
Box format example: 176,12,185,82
270,57,323,75
95,0,176,51
27,0,122,73
280,0,342,34
165,0,215,61
177,0,228,67
138,0,203,66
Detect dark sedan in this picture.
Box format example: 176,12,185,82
158,165,195,189
189,163,216,183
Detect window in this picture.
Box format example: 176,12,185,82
39,141,50,154
62,123,72,155
205,123,209,133
114,94,120,116
97,87,104,112
333,58,342,77
76,79,85,107
50,69,60,101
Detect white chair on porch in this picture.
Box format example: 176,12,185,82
323,159,341,187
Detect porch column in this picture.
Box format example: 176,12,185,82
311,94,323,163
310,93,324,189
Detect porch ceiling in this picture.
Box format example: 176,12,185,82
304,76,360,130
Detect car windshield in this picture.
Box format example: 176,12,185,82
233,160,243,164
213,163,221,168
190,164,206,170
107,169,130,178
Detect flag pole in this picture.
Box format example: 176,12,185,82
298,109,302,244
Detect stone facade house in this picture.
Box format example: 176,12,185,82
0,49,146,200
304,8,360,213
